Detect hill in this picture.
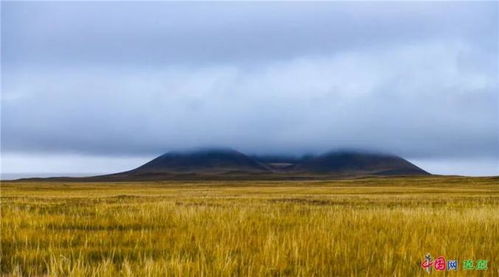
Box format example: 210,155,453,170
292,151,429,176
125,148,271,176
12,148,430,181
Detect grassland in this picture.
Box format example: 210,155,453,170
1,176,498,276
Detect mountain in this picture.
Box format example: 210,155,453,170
12,148,430,181
291,151,429,176
127,148,271,176
125,148,428,177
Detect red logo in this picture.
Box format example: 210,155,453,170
434,256,446,271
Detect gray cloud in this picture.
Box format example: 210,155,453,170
1,1,498,175
3,2,497,66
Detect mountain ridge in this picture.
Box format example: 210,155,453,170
85,148,429,180
10,148,431,181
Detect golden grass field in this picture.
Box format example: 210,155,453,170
1,176,498,276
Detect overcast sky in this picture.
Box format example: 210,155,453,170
1,1,498,177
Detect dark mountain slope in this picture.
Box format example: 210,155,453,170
292,151,429,176
128,148,271,175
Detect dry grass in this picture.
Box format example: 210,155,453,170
1,176,498,276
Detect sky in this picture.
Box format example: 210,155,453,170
1,1,498,178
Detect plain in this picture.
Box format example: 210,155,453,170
1,176,498,276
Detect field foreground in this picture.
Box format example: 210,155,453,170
1,177,498,276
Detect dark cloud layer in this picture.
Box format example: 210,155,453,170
3,2,497,67
1,2,498,175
